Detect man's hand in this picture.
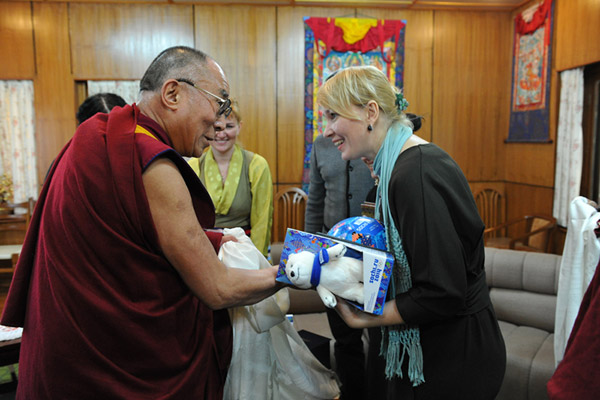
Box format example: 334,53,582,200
220,234,238,247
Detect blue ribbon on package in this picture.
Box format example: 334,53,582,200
310,248,329,286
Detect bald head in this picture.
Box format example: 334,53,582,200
137,47,231,157
140,46,210,93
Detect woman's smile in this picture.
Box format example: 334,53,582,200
333,138,345,147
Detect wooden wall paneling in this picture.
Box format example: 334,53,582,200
194,5,277,181
555,0,600,71
432,11,512,182
70,3,195,80
504,142,557,186
189,0,287,3
33,2,77,188
355,9,434,142
0,2,35,80
412,0,524,10
58,0,169,2
275,6,354,187
505,181,554,223
401,10,434,142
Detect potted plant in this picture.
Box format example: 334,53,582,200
0,173,14,215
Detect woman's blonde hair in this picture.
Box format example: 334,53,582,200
212,99,244,149
227,99,242,124
317,66,410,126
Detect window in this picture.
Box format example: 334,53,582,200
580,62,600,204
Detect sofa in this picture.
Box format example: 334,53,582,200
485,247,560,400
274,244,562,399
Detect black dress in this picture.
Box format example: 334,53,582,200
366,144,506,400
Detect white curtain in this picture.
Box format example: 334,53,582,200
553,68,585,227
87,80,140,105
0,80,38,202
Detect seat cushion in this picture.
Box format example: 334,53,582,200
529,333,555,400
491,288,556,332
496,321,554,400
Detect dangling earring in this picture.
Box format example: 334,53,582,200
367,124,373,131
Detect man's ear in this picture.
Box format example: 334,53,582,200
365,100,380,126
161,79,181,111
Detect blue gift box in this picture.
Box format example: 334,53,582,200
276,228,394,315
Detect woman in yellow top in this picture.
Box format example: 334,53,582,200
189,101,273,257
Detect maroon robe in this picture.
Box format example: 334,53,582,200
1,105,232,399
547,259,600,399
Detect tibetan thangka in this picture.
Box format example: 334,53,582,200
303,17,406,190
508,0,553,142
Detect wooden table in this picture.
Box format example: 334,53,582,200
0,214,27,245
0,214,27,230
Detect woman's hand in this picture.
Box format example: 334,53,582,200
335,296,405,328
334,297,382,329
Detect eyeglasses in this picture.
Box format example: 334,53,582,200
176,78,232,117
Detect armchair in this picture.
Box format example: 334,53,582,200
484,214,557,253
474,188,506,240
272,187,307,243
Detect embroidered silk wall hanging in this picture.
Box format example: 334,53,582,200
507,0,553,142
303,16,406,190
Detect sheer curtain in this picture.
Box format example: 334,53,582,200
0,80,37,202
87,80,140,105
553,68,585,227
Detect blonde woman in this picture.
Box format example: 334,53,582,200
189,101,273,257
318,66,506,399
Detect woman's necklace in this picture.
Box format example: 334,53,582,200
213,147,235,186
217,161,229,185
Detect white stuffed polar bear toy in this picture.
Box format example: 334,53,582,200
285,243,363,308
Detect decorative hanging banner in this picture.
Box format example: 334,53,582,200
303,17,406,190
507,0,553,142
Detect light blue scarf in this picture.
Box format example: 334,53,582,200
373,122,425,386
